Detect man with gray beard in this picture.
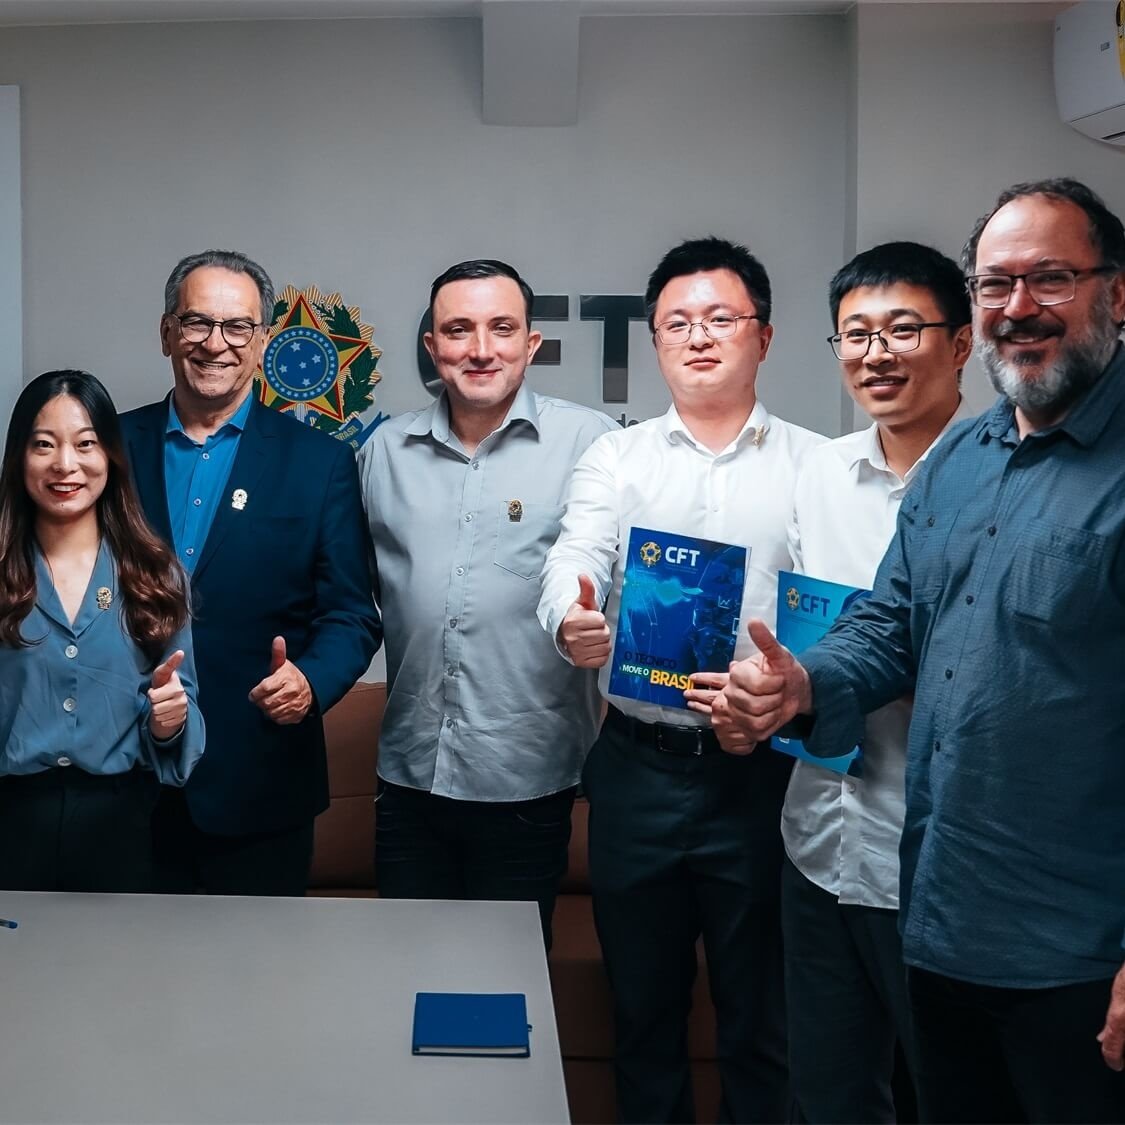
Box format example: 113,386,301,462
714,178,1125,1122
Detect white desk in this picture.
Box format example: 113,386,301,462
0,891,569,1124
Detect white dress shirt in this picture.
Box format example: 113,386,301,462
781,405,969,908
539,400,825,726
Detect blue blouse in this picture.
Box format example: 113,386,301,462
0,541,204,785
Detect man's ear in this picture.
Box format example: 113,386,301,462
526,330,543,365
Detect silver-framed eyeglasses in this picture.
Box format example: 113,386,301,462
827,322,954,361
653,313,762,346
169,313,263,348
965,266,1117,309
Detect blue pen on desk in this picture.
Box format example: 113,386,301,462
0,919,17,930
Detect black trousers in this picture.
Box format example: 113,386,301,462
0,766,159,892
374,779,576,951
583,719,792,1124
152,786,314,897
782,856,916,1124
908,965,1125,1123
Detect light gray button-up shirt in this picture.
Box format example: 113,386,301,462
359,383,617,801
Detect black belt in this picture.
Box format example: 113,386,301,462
605,705,722,757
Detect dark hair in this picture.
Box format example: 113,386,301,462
164,249,276,325
429,259,535,328
829,241,971,328
644,236,772,330
962,178,1125,274
0,370,189,659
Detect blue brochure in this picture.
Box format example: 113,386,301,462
608,527,748,710
771,570,869,777
412,992,530,1057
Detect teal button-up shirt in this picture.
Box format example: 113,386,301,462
0,541,204,786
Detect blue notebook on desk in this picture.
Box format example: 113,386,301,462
412,992,531,1057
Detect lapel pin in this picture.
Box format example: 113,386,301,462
752,425,767,447
231,488,248,511
507,499,523,523
96,587,113,611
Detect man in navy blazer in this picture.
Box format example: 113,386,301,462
120,249,381,895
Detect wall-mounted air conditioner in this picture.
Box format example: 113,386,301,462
1055,1,1125,145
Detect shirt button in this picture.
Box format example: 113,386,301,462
933,739,941,753
464,513,474,522
965,595,974,605
64,644,78,659
987,526,997,537
846,782,857,794
446,665,456,676
449,617,458,628
202,452,210,461
472,462,480,470
193,498,202,507
927,516,935,527
456,567,465,576
445,717,454,729
186,547,195,556
945,668,953,679
62,698,76,713
56,756,72,767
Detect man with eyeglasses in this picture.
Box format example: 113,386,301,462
718,179,1125,1121
120,249,381,896
781,242,972,1124
539,237,824,1123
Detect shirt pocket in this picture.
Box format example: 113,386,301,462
910,511,958,604
493,502,563,580
1002,520,1107,624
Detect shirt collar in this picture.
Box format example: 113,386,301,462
403,382,541,445
165,390,253,438
661,399,771,451
979,342,1125,448
849,396,973,474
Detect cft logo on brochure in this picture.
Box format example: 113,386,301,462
772,570,870,776
608,527,748,709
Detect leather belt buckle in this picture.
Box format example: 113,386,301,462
654,724,705,757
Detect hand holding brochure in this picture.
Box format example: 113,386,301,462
771,570,869,776
608,527,748,709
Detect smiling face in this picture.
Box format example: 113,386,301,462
651,268,773,414
24,394,109,530
836,283,969,431
424,276,542,427
160,266,266,418
973,195,1125,421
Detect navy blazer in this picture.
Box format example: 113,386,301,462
120,395,382,835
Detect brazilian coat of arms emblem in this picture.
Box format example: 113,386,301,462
256,285,386,448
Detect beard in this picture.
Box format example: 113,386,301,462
978,287,1122,418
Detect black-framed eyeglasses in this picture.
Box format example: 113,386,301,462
653,313,762,346
168,313,263,348
827,322,955,361
965,266,1117,309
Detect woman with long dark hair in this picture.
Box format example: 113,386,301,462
0,370,204,891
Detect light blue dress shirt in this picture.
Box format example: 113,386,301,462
0,541,204,786
163,392,252,573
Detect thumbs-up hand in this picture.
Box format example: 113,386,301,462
718,618,813,742
149,649,188,741
558,573,612,668
249,635,313,725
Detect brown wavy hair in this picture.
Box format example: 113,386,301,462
0,370,189,661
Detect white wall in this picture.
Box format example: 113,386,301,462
0,15,850,437
2,6,1124,440
0,85,19,449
